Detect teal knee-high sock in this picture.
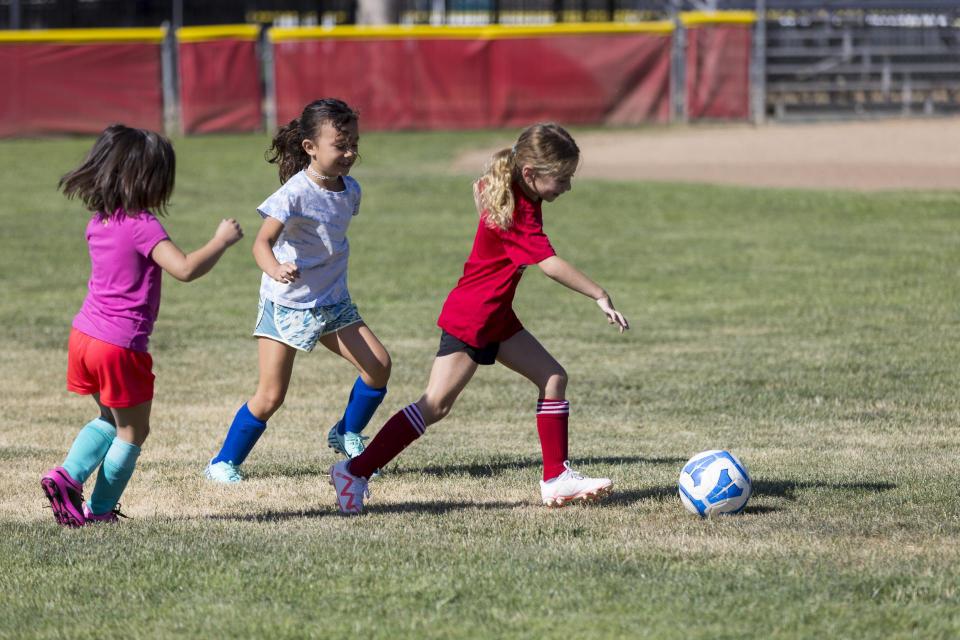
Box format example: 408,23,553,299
88,439,141,515
62,418,117,484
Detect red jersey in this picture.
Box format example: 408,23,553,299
437,183,556,347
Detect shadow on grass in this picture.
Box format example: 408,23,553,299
754,479,896,500
396,455,686,479
251,464,333,479
604,480,895,514
206,499,525,522
741,504,782,515
251,455,684,480
605,485,677,506
607,488,788,514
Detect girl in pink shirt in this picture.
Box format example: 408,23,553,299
40,124,243,527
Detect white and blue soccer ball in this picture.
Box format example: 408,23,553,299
678,450,752,517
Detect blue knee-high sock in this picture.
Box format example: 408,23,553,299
88,438,140,515
338,377,387,435
62,418,117,484
212,403,267,465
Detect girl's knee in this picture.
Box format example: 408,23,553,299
364,353,392,389
543,368,568,397
251,388,286,419
418,397,452,426
117,424,150,447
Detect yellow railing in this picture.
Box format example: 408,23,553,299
269,21,676,42
0,27,166,43
177,24,260,43
681,11,757,27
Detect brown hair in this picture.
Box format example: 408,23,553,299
478,123,580,230
266,98,360,184
59,124,175,217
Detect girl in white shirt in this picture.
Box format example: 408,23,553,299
205,98,391,483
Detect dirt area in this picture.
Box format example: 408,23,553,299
453,117,960,191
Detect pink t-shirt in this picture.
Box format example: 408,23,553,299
72,211,170,352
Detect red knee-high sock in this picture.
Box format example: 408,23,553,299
536,399,569,481
348,403,426,479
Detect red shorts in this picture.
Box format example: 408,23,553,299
66,328,154,408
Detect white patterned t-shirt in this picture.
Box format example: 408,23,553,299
257,171,361,309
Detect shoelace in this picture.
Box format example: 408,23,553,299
356,477,371,500
560,461,584,481
111,503,130,519
216,462,242,482
343,433,370,457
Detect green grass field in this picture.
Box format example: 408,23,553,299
1,130,958,639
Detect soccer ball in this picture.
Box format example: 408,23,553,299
678,450,752,517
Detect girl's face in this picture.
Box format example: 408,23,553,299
521,166,573,203
303,120,359,177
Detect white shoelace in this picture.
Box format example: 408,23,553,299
551,461,583,483
351,474,371,499
216,462,242,482
563,460,583,480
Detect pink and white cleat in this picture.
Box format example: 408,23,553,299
329,460,369,514
40,467,86,528
540,461,613,508
82,502,128,524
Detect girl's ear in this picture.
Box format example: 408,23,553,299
520,164,537,183
301,138,316,159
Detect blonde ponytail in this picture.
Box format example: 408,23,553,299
478,147,516,230
477,123,580,231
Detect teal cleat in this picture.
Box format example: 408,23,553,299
204,459,244,484
327,423,380,476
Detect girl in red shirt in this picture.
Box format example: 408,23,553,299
330,123,629,514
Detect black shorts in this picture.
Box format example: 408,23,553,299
436,331,499,365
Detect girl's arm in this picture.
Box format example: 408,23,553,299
151,218,243,283
253,217,299,284
537,255,629,332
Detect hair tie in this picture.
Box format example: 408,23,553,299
511,144,517,155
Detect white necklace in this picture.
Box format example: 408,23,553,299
306,165,338,182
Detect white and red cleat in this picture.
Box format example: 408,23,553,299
330,460,369,514
540,461,613,508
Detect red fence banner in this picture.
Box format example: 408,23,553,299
682,12,754,120
0,16,755,137
269,23,674,131
0,28,165,137
177,25,263,134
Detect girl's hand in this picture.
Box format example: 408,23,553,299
215,218,244,247
271,262,300,284
596,294,629,333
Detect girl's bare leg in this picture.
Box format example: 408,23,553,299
496,330,567,398
247,337,298,420
319,322,391,387
414,351,479,426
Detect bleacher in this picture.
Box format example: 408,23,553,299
759,1,960,118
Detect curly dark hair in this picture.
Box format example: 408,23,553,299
266,98,359,184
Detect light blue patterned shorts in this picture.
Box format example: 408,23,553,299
254,296,363,352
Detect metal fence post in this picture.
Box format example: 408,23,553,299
10,0,21,29
670,7,687,124
161,22,179,135
750,0,767,125
263,29,277,133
